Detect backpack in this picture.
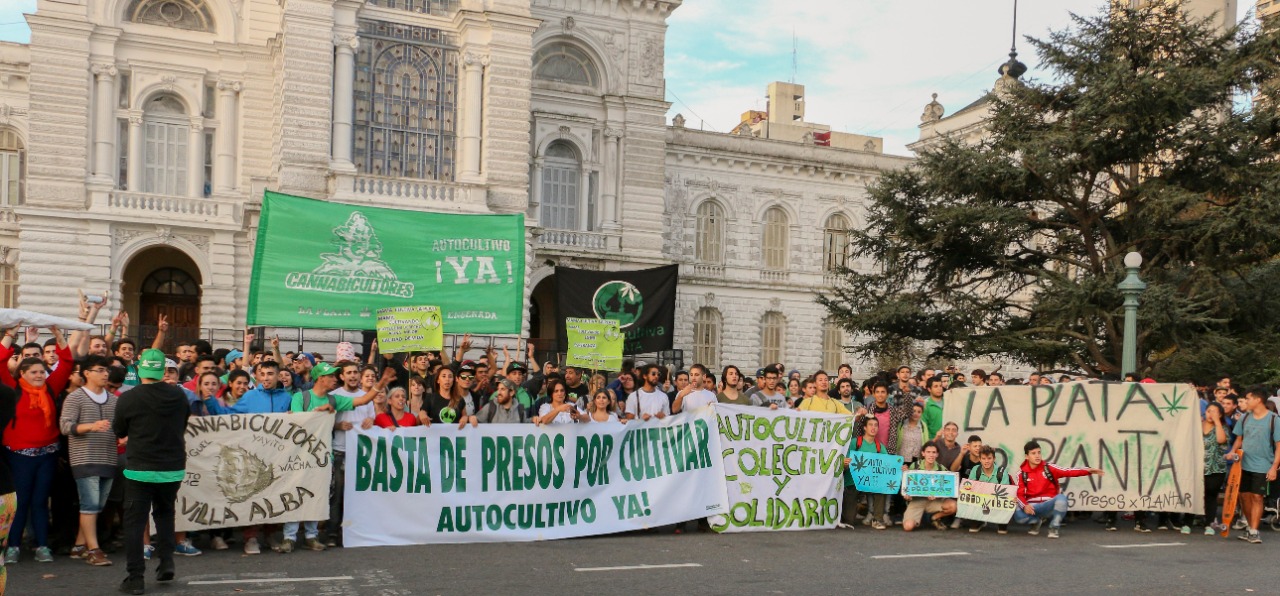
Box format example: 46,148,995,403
1020,464,1056,489
856,436,884,453
1238,413,1278,459
301,390,333,412
970,464,1008,485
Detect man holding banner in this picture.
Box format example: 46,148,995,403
1013,440,1104,539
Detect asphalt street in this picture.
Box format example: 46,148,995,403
8,519,1276,595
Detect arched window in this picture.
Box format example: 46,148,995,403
823,213,851,272
695,200,725,264
541,141,581,230
533,43,600,88
354,21,458,180
142,267,200,296
821,317,844,372
693,307,721,369
142,94,189,196
761,206,789,270
125,0,216,33
760,311,785,366
0,129,23,206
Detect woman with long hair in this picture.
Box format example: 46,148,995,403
787,378,802,403
360,366,385,415
585,389,620,423
717,366,753,405
3,358,62,563
535,379,578,425
425,367,462,424
374,387,419,429
613,372,637,404
407,375,430,424
1201,402,1230,535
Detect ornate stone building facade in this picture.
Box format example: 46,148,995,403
0,0,908,373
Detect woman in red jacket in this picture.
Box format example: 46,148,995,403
3,357,64,564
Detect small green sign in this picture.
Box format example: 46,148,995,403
564,318,623,371
377,306,444,353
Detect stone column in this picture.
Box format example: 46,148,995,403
126,111,143,192
214,79,241,194
602,128,621,229
331,34,359,172
187,119,204,198
90,62,118,184
529,157,543,223
460,51,488,180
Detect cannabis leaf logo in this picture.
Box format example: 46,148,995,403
1160,387,1189,417
851,455,869,473
993,486,1009,499
886,479,899,492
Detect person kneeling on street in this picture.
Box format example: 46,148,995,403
901,441,956,531
1013,440,1103,539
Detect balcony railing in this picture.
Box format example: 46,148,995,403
689,264,725,279
330,173,485,212
96,192,243,228
535,229,609,251
761,270,790,283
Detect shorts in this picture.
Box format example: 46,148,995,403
1240,471,1271,496
903,497,947,525
75,475,114,514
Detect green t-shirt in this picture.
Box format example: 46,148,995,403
290,390,356,413
122,364,140,388
124,469,184,483
922,397,944,440
844,435,886,487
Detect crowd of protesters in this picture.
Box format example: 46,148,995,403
0,295,1277,594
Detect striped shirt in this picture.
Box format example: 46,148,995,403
58,388,120,479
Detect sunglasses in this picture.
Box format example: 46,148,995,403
459,374,474,380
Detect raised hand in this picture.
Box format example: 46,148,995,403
24,326,38,344
157,314,170,333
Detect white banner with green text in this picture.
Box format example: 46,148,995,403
709,404,855,533
342,408,729,545
942,382,1204,513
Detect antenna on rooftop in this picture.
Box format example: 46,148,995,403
791,29,798,84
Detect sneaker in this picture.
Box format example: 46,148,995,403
969,525,982,533
85,548,112,566
69,545,88,560
1028,519,1043,536
1233,517,1249,530
303,537,326,551
211,536,229,551
871,520,887,530
932,519,948,531
325,536,338,548
4,546,17,564
277,538,294,554
175,540,202,556
950,518,962,529
156,560,175,583
1105,522,1118,532
34,546,53,563
1210,521,1227,534
1180,525,1191,535
1134,524,1152,533
1205,526,1217,536
142,545,154,560
119,576,144,595
862,515,873,527
882,514,893,527
1247,532,1262,544
243,537,261,555
1048,527,1060,539
997,528,1008,535
266,535,282,552
1156,523,1169,531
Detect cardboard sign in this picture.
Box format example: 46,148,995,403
376,305,443,353
902,470,958,498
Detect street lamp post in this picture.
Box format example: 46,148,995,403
1118,252,1146,378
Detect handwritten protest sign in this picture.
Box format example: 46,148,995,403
847,451,904,495
343,409,727,545
710,404,854,533
376,305,443,353
943,382,1204,513
564,318,624,371
956,479,1017,524
177,413,332,532
903,470,958,498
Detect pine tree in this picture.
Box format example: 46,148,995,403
820,3,1280,381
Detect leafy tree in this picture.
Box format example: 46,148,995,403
820,3,1280,382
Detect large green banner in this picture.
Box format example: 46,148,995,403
248,191,525,333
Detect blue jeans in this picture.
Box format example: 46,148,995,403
7,450,56,548
283,520,318,541
1012,493,1068,529
75,476,114,514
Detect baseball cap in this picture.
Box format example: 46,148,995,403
138,349,166,380
224,349,244,366
311,361,339,378
507,361,528,373
458,361,477,374
165,358,179,370
297,352,316,366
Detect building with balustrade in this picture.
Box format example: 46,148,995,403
0,0,910,375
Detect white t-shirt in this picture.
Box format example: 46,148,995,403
332,387,371,453
680,389,718,413
756,389,787,408
625,388,671,418
587,412,620,424
538,403,575,425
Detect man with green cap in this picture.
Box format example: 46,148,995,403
279,361,394,553
113,349,190,595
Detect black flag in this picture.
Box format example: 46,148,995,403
556,265,678,355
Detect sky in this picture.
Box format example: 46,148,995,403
0,0,1254,155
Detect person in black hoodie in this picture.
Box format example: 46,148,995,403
113,349,189,595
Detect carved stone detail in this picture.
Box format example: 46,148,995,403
217,79,243,93
90,63,118,78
